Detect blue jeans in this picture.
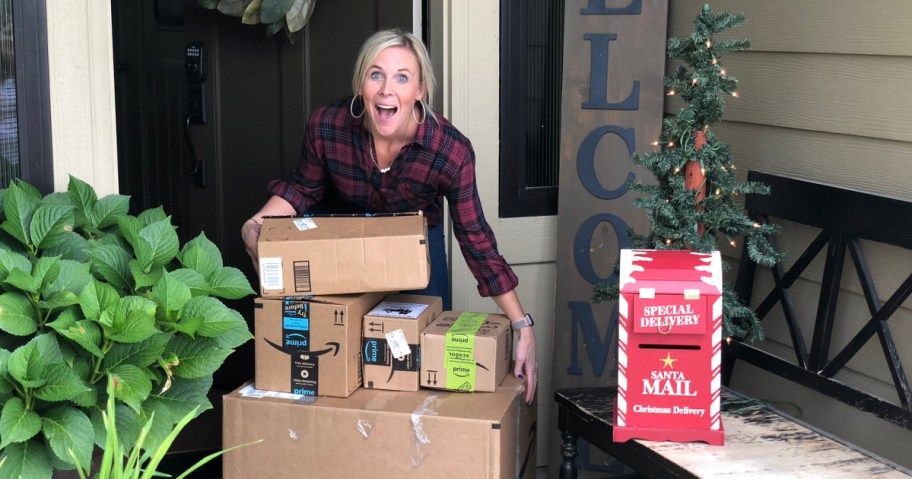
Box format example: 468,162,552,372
402,224,451,310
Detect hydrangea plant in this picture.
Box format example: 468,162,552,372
0,176,254,478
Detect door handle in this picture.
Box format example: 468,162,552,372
184,41,208,188
185,114,207,188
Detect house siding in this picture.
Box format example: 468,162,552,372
46,0,119,195
669,0,912,467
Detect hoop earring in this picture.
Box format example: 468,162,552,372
411,100,427,125
350,95,365,118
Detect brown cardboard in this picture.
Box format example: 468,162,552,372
254,293,385,397
420,311,512,392
222,375,536,479
257,214,430,297
362,294,443,391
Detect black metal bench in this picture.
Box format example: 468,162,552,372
555,171,912,478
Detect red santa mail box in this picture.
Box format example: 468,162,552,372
614,249,724,445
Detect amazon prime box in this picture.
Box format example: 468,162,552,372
420,311,512,392
257,213,430,297
254,293,385,397
362,294,443,391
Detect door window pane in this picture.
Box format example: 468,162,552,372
0,0,18,186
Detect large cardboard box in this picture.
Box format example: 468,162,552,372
254,293,385,397
223,376,536,479
257,214,430,297
420,311,512,392
362,294,443,391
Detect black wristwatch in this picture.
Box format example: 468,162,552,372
511,314,534,331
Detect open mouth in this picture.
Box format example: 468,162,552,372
376,104,398,120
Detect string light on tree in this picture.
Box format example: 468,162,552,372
592,3,782,343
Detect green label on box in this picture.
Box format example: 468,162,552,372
444,312,487,391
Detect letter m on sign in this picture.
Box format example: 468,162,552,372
567,301,618,376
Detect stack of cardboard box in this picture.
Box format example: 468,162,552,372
222,214,535,478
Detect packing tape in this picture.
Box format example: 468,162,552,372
356,391,395,439
409,393,443,467
444,312,487,391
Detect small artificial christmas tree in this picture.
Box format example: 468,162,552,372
593,4,781,341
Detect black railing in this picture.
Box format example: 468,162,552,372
724,170,912,430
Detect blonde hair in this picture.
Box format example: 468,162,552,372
351,29,436,119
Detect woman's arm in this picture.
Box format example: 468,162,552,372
241,195,297,269
492,290,538,405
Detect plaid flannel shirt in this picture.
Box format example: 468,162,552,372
267,97,518,297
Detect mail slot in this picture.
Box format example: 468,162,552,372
614,249,725,445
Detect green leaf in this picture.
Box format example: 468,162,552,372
169,268,209,296
172,314,204,337
1,181,41,246
212,314,254,350
0,398,41,447
146,375,212,422
137,397,175,452
198,0,219,9
129,259,163,290
46,259,92,296
136,219,180,271
69,382,98,409
183,296,248,338
179,233,221,278
168,335,232,379
32,256,62,292
91,401,142,451
208,267,255,299
0,439,53,479
102,333,171,371
40,406,94,471
117,215,144,252
285,0,315,33
37,291,80,311
0,292,38,336
51,311,105,359
88,243,133,291
91,194,131,230
41,191,72,207
111,364,153,414
242,0,263,24
34,366,91,402
40,231,90,262
266,17,285,36
29,204,75,250
0,249,31,283
138,206,167,226
217,0,249,17
151,270,192,319
79,279,119,320
261,0,295,24
67,175,98,229
107,296,160,343
0,349,12,394
3,268,37,293
8,335,63,389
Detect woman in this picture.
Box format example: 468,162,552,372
241,29,537,403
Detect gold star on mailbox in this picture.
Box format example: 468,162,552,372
660,352,678,368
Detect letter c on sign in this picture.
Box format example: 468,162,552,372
577,125,636,200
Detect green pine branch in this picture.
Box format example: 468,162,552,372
593,4,782,342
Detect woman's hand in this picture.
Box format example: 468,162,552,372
241,218,262,271
513,327,538,404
